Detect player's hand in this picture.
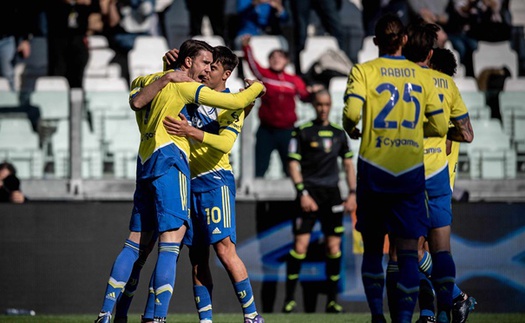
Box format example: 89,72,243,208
300,194,318,212
164,70,193,83
163,48,179,70
163,114,191,137
10,190,25,204
245,78,266,98
343,194,356,214
349,127,361,139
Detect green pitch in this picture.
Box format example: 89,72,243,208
0,313,525,323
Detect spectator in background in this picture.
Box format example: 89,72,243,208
234,0,289,50
101,0,156,83
154,0,173,42
0,1,38,91
45,0,101,88
289,0,345,76
185,0,226,38
0,162,25,204
242,34,318,178
407,0,449,47
362,0,410,37
466,0,511,42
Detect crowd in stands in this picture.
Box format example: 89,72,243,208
1,0,525,181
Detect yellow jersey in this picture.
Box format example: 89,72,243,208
424,68,469,195
343,55,445,193
130,72,262,180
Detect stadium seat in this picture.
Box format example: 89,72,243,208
51,119,103,179
299,36,341,74
84,48,121,80
0,91,20,107
192,34,225,47
35,76,70,91
467,119,517,179
30,88,69,121
88,35,109,49
128,36,169,82
499,92,525,153
460,91,490,120
103,118,140,179
503,78,525,91
0,77,10,91
83,77,130,92
0,118,44,179
473,41,518,79
454,77,478,92
328,76,348,124
357,36,376,64
242,35,292,79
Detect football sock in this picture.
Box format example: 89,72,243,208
418,250,435,317
100,239,140,313
431,251,456,313
142,272,155,320
385,260,399,321
115,246,150,318
153,242,180,318
326,251,342,302
285,249,305,301
452,284,462,300
234,278,258,318
396,249,420,323
194,284,213,321
361,252,385,316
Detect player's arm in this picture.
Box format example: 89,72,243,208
448,115,474,143
129,71,194,111
189,80,265,110
342,67,364,136
288,131,318,212
342,157,357,214
242,36,268,80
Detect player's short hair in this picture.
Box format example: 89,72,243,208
375,13,406,55
0,161,16,176
268,49,289,60
430,47,457,77
213,46,239,72
174,39,214,69
403,21,439,63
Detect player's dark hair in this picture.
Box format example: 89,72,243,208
403,21,439,63
268,49,289,60
213,46,239,72
174,39,214,69
429,47,457,77
375,13,406,55
0,161,16,176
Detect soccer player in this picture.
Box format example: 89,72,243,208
428,47,477,323
342,13,448,323
94,39,265,323
400,22,474,323
282,89,357,314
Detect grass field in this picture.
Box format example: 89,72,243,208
1,313,525,323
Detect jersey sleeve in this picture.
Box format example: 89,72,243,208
449,81,470,122
178,82,264,110
423,78,448,137
288,128,302,161
343,65,365,126
338,130,354,160
201,109,245,154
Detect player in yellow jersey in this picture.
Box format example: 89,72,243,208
428,47,477,323
342,14,448,323
95,39,265,323
401,22,475,323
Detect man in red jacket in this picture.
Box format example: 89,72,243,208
242,35,315,177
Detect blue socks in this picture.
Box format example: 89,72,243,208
396,249,420,323
153,242,180,318
431,251,456,313
234,278,258,319
361,253,385,316
100,239,140,313
194,284,213,321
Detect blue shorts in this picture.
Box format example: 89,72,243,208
356,188,429,239
184,185,236,247
130,165,191,233
427,191,453,229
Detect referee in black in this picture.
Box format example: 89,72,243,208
282,89,357,314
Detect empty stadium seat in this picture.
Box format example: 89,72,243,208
88,35,109,49
0,77,10,91
473,41,518,79
0,91,20,107
84,48,121,80
103,118,140,179
299,36,341,74
35,76,70,91
0,118,43,179
51,119,103,179
504,78,525,91
454,77,478,92
467,119,517,179
128,36,169,82
460,91,490,120
499,92,525,153
30,87,69,121
357,36,376,64
192,34,225,47
83,77,130,92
